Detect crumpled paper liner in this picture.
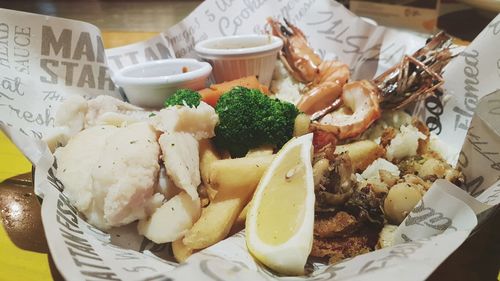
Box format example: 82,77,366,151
0,1,499,280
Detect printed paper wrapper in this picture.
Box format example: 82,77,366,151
0,1,499,280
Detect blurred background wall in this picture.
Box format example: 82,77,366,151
0,0,497,41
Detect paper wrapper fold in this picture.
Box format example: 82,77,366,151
0,2,499,280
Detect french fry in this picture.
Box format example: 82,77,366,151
209,154,274,193
199,139,221,186
293,113,311,137
229,200,250,236
246,145,274,157
237,200,249,221
182,190,250,249
335,140,385,172
172,238,197,262
206,185,218,202
183,154,273,249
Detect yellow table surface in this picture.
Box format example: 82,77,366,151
0,31,157,281
0,131,32,183
0,218,52,281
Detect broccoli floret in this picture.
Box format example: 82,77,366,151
164,89,201,108
214,86,299,157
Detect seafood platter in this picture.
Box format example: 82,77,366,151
0,1,499,280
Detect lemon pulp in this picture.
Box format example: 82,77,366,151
255,145,306,245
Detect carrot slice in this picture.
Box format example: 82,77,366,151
200,76,269,107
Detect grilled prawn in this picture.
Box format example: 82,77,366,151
268,18,350,116
269,18,457,140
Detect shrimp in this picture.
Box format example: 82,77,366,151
314,80,381,140
269,17,457,140
315,47,454,139
268,18,321,83
268,18,350,115
315,33,456,140
297,61,350,115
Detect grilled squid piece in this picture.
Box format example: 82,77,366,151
314,152,355,207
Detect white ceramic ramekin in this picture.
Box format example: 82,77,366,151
113,59,212,108
194,35,283,87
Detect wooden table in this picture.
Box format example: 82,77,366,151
0,1,499,280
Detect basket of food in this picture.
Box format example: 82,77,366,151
0,1,499,280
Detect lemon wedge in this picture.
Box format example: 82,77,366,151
246,133,315,275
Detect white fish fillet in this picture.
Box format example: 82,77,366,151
138,191,201,243
159,132,201,200
55,95,88,134
45,95,89,151
55,122,162,229
55,95,152,131
51,96,217,151
49,95,154,150
86,95,152,127
152,101,218,140
55,125,117,217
